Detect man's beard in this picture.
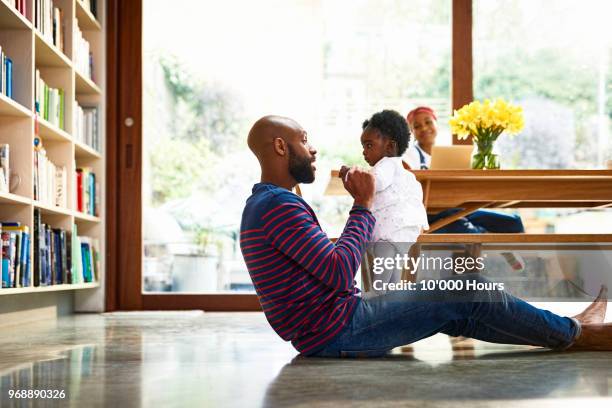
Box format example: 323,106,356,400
288,144,315,184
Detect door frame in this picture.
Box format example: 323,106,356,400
105,0,260,311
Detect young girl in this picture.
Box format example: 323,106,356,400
341,110,429,295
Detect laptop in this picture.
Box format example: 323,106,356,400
429,145,473,170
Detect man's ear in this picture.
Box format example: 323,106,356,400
273,137,288,157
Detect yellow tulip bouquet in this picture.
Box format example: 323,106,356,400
449,99,524,169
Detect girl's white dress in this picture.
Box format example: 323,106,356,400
365,156,429,296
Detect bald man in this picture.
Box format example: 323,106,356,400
241,115,376,355
240,115,611,357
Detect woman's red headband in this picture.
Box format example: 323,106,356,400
407,107,437,124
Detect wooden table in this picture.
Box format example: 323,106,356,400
326,169,612,234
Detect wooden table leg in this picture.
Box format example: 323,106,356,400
422,180,431,207
426,202,492,233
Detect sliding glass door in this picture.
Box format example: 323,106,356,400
111,0,453,310
140,0,452,295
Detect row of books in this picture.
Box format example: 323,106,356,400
33,216,99,286
34,137,67,208
74,24,94,80
0,144,9,193
80,0,98,18
74,104,100,151
10,0,27,17
35,0,65,53
0,214,99,288
76,167,98,216
1,223,31,288
35,69,65,129
0,46,13,99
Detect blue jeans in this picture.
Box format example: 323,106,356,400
428,209,525,234
312,275,580,357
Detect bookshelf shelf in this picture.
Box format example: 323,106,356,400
0,0,31,30
74,139,101,159
75,0,101,31
37,117,72,142
0,282,100,296
0,191,31,205
34,30,71,68
33,201,74,217
0,1,105,306
0,93,31,117
74,211,100,223
75,70,101,95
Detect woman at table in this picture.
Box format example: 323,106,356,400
403,106,525,235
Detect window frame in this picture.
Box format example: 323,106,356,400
106,0,474,311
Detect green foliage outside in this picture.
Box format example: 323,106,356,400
149,56,244,206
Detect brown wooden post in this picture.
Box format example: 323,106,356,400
452,0,473,145
105,0,119,311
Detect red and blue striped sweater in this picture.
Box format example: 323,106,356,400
240,183,375,355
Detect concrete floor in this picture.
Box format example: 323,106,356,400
1,310,612,407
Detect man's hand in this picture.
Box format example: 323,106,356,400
339,165,350,181
339,166,375,209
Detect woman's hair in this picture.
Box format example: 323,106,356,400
406,106,437,125
362,109,410,156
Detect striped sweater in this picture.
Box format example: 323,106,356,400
240,183,375,355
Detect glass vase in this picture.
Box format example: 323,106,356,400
472,139,500,170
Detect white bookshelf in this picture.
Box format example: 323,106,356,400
0,0,105,304
0,281,99,295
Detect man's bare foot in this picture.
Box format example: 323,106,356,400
449,336,475,350
572,285,608,325
569,322,612,351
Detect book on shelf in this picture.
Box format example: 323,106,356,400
80,237,95,282
1,229,12,288
76,167,98,216
71,223,80,283
11,0,28,17
74,24,94,81
35,0,65,52
74,104,100,151
35,70,65,129
89,53,94,82
72,226,99,284
0,144,9,193
34,210,69,286
33,137,67,207
33,210,69,286
32,209,70,287
1,223,31,289
80,0,97,18
33,209,41,286
55,165,67,208
0,46,13,99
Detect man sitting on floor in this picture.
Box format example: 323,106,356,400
240,115,611,357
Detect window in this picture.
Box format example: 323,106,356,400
141,0,452,293
474,0,612,169
474,0,612,233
